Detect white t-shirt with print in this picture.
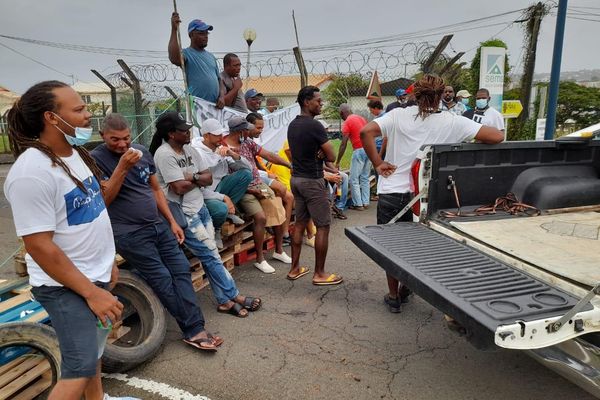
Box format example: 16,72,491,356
4,148,115,287
374,106,482,194
472,107,505,130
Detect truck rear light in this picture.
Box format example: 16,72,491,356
410,159,421,216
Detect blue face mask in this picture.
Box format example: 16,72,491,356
476,99,489,109
52,113,93,146
460,98,469,106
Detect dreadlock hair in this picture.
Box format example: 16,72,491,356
149,123,170,156
413,74,445,120
7,80,104,191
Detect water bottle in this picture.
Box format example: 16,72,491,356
96,318,112,358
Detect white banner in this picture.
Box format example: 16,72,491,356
192,97,300,152
479,47,506,112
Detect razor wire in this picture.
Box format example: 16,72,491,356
104,43,440,98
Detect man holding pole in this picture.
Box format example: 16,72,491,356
169,11,225,108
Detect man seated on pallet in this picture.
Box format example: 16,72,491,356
191,118,251,249
148,112,261,317
223,116,292,273
91,114,224,350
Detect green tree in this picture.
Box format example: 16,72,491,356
321,74,369,119
555,81,600,129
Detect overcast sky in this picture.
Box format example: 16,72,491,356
1,0,599,94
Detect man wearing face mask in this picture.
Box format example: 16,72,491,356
440,86,466,116
463,88,505,131
456,89,472,111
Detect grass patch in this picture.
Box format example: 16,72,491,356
330,139,352,171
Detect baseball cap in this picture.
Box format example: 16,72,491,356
228,116,250,131
244,88,263,100
188,19,213,33
156,112,193,132
395,88,407,97
200,119,227,136
456,89,472,98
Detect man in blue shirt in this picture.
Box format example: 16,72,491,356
169,13,224,108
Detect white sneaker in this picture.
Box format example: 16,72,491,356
272,251,292,264
228,214,245,225
104,394,141,400
254,260,276,273
215,229,224,250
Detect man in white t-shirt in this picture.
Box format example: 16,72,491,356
463,88,505,131
4,81,135,400
360,75,504,313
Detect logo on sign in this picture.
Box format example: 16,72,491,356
485,54,504,84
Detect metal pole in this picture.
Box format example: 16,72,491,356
173,0,192,123
164,86,181,112
246,43,251,79
91,69,118,113
544,0,568,140
117,59,145,145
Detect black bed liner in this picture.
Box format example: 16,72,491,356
345,222,591,350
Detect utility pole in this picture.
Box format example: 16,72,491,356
518,2,548,123
545,0,568,140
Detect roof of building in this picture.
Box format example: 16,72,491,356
71,81,112,94
0,85,19,100
243,74,334,96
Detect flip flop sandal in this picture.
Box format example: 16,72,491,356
287,266,310,281
242,296,262,311
384,294,401,313
183,337,218,352
312,273,343,286
217,302,248,318
207,333,224,347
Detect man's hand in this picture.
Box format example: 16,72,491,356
171,12,181,30
216,97,225,109
85,286,124,327
223,195,236,214
171,222,185,244
232,77,243,91
247,188,266,200
216,146,229,157
376,161,398,177
117,148,142,171
317,149,325,160
324,173,342,184
109,261,119,291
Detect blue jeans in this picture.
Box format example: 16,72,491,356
350,148,372,207
334,171,349,211
115,222,205,340
184,205,239,305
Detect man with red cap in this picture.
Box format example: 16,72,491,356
169,13,225,108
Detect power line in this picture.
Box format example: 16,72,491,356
0,39,73,79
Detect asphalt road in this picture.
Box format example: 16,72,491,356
0,162,595,400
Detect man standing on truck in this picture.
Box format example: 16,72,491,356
360,75,504,313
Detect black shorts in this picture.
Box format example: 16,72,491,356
377,192,414,224
32,282,109,379
291,176,331,227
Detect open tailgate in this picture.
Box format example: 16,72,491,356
345,222,593,350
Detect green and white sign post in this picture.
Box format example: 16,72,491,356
479,47,506,112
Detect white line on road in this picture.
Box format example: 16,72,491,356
104,373,212,400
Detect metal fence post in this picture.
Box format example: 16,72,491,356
117,59,145,144
91,69,118,114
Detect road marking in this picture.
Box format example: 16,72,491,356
104,373,212,400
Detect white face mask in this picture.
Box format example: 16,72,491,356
475,99,489,110
52,113,93,146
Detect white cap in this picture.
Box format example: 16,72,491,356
200,118,227,136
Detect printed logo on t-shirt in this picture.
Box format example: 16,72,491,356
136,165,152,184
64,176,106,226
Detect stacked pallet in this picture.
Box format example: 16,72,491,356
0,352,51,400
0,279,53,400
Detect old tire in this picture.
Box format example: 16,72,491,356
0,322,61,394
101,270,167,373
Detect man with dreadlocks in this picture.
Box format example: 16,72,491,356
4,81,136,400
360,74,504,313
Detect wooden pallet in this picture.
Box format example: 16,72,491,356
233,233,275,266
0,352,52,400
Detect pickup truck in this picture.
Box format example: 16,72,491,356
346,139,600,397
